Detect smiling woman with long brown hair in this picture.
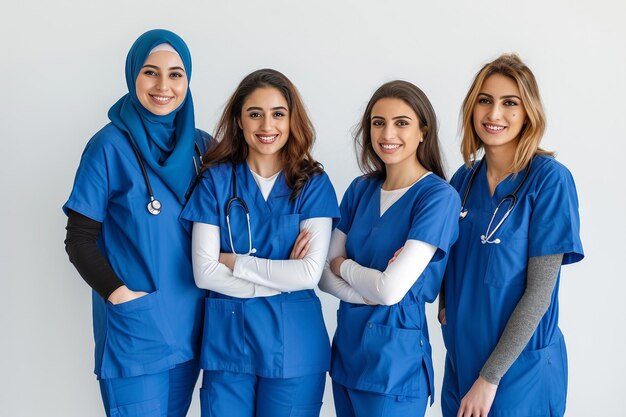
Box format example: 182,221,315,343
181,68,339,417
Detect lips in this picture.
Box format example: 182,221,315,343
379,143,402,153
483,123,506,134
149,94,174,105
256,134,278,144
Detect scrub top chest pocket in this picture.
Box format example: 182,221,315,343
277,214,300,258
482,196,531,288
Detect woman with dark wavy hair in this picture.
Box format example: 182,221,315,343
181,68,339,417
319,80,460,417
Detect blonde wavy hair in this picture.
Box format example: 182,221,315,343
461,53,554,172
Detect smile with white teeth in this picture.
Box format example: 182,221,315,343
150,94,174,104
484,123,506,133
256,134,278,144
380,143,401,150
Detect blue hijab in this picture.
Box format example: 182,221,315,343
108,29,195,203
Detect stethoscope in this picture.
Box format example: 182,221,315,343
225,163,256,255
459,158,531,244
128,140,203,215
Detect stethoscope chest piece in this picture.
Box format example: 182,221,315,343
147,198,162,215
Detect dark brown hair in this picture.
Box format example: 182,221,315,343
202,68,322,200
354,80,446,180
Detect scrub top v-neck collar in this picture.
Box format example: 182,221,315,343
369,177,426,226
475,159,526,211
237,161,290,216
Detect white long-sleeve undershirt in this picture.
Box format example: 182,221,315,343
192,223,280,298
233,217,332,292
319,229,366,304
319,231,437,306
319,176,437,306
192,217,332,297
340,238,436,305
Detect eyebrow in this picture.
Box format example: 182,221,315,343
371,115,413,120
141,64,186,72
478,92,521,100
246,106,288,111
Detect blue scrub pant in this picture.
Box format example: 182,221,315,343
200,370,325,417
441,355,461,417
99,359,200,417
332,382,428,417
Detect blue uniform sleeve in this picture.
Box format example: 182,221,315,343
63,133,110,222
407,179,461,261
336,177,361,234
297,171,340,226
528,161,584,265
180,169,221,226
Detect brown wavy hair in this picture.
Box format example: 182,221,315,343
461,53,554,172
355,80,447,180
202,68,322,200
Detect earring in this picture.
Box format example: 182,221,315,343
420,138,424,142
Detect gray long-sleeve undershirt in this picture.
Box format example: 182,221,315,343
480,253,564,385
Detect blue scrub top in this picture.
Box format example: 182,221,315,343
63,123,210,379
442,155,584,416
330,174,460,401
181,162,340,378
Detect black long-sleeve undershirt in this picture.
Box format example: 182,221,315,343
64,210,124,299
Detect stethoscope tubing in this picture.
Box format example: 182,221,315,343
128,138,203,216
226,163,255,255
459,157,532,244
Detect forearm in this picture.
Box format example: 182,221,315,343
192,223,279,298
480,254,563,385
64,209,124,299
319,263,367,304
317,229,366,304
232,218,331,292
340,240,437,306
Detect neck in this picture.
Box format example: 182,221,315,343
484,144,515,180
246,154,282,178
383,160,427,190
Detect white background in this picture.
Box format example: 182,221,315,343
1,0,624,416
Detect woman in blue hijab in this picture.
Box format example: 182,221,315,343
63,29,210,417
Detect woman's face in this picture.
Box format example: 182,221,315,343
238,87,290,164
370,98,423,170
135,51,188,116
472,74,527,152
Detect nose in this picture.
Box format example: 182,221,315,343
261,116,272,131
381,124,395,140
487,104,502,121
156,75,169,91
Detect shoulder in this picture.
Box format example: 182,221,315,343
529,155,577,189
450,163,474,190
423,173,459,196
201,161,231,181
346,175,377,194
81,123,130,158
303,169,336,190
414,174,461,208
194,129,213,151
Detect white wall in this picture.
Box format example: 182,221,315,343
1,0,624,416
